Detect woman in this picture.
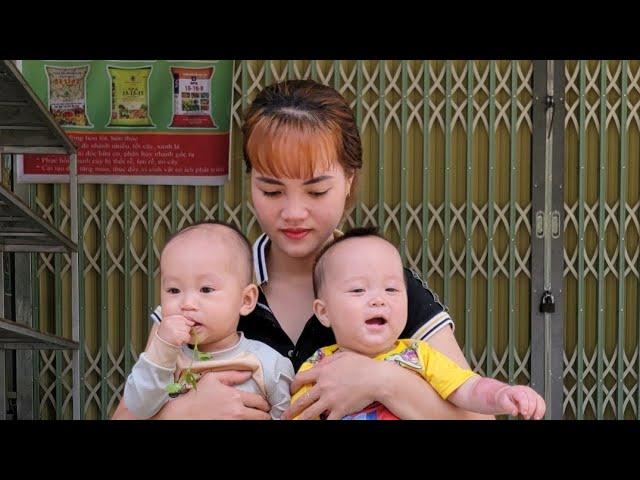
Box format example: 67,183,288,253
113,79,491,420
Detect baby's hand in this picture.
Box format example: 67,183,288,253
157,314,195,347
496,385,546,420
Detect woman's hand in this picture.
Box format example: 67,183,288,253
157,371,272,420
112,370,272,420
282,351,386,420
281,326,498,421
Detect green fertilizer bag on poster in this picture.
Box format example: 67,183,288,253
107,66,154,127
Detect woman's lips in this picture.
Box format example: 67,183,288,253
281,228,311,240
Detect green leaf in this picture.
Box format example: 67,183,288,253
197,350,213,361
183,371,198,390
166,383,183,395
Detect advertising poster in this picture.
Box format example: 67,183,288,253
17,60,233,185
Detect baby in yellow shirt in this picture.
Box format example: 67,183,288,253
291,227,546,420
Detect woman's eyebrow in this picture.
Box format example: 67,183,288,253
303,175,334,185
255,175,334,185
255,176,284,185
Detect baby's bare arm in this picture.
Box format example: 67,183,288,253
448,376,546,419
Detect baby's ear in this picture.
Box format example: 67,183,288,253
239,284,259,316
313,299,330,328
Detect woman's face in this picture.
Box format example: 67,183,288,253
251,164,352,260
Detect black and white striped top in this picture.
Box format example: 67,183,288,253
248,232,454,370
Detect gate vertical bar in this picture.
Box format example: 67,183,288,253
194,186,201,222
422,61,431,281
531,61,547,404
356,60,363,227
241,61,249,233
124,185,132,378
444,62,452,305
549,61,565,420
508,61,517,387
531,62,546,400
77,184,86,418
486,61,496,377
265,60,272,87
171,186,177,233
577,60,586,419
464,61,473,362
69,154,80,419
400,61,408,263
596,61,607,419
530,60,565,419
378,61,386,232
287,60,295,81
53,184,62,418
146,186,155,339
616,60,628,419
100,184,107,419
30,184,40,417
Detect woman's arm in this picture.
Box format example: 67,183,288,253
113,370,272,419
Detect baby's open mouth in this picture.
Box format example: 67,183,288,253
365,317,387,326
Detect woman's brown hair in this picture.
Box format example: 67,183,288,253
242,80,362,206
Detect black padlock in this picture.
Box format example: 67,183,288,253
540,290,555,313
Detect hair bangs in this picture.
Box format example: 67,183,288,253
246,116,341,179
